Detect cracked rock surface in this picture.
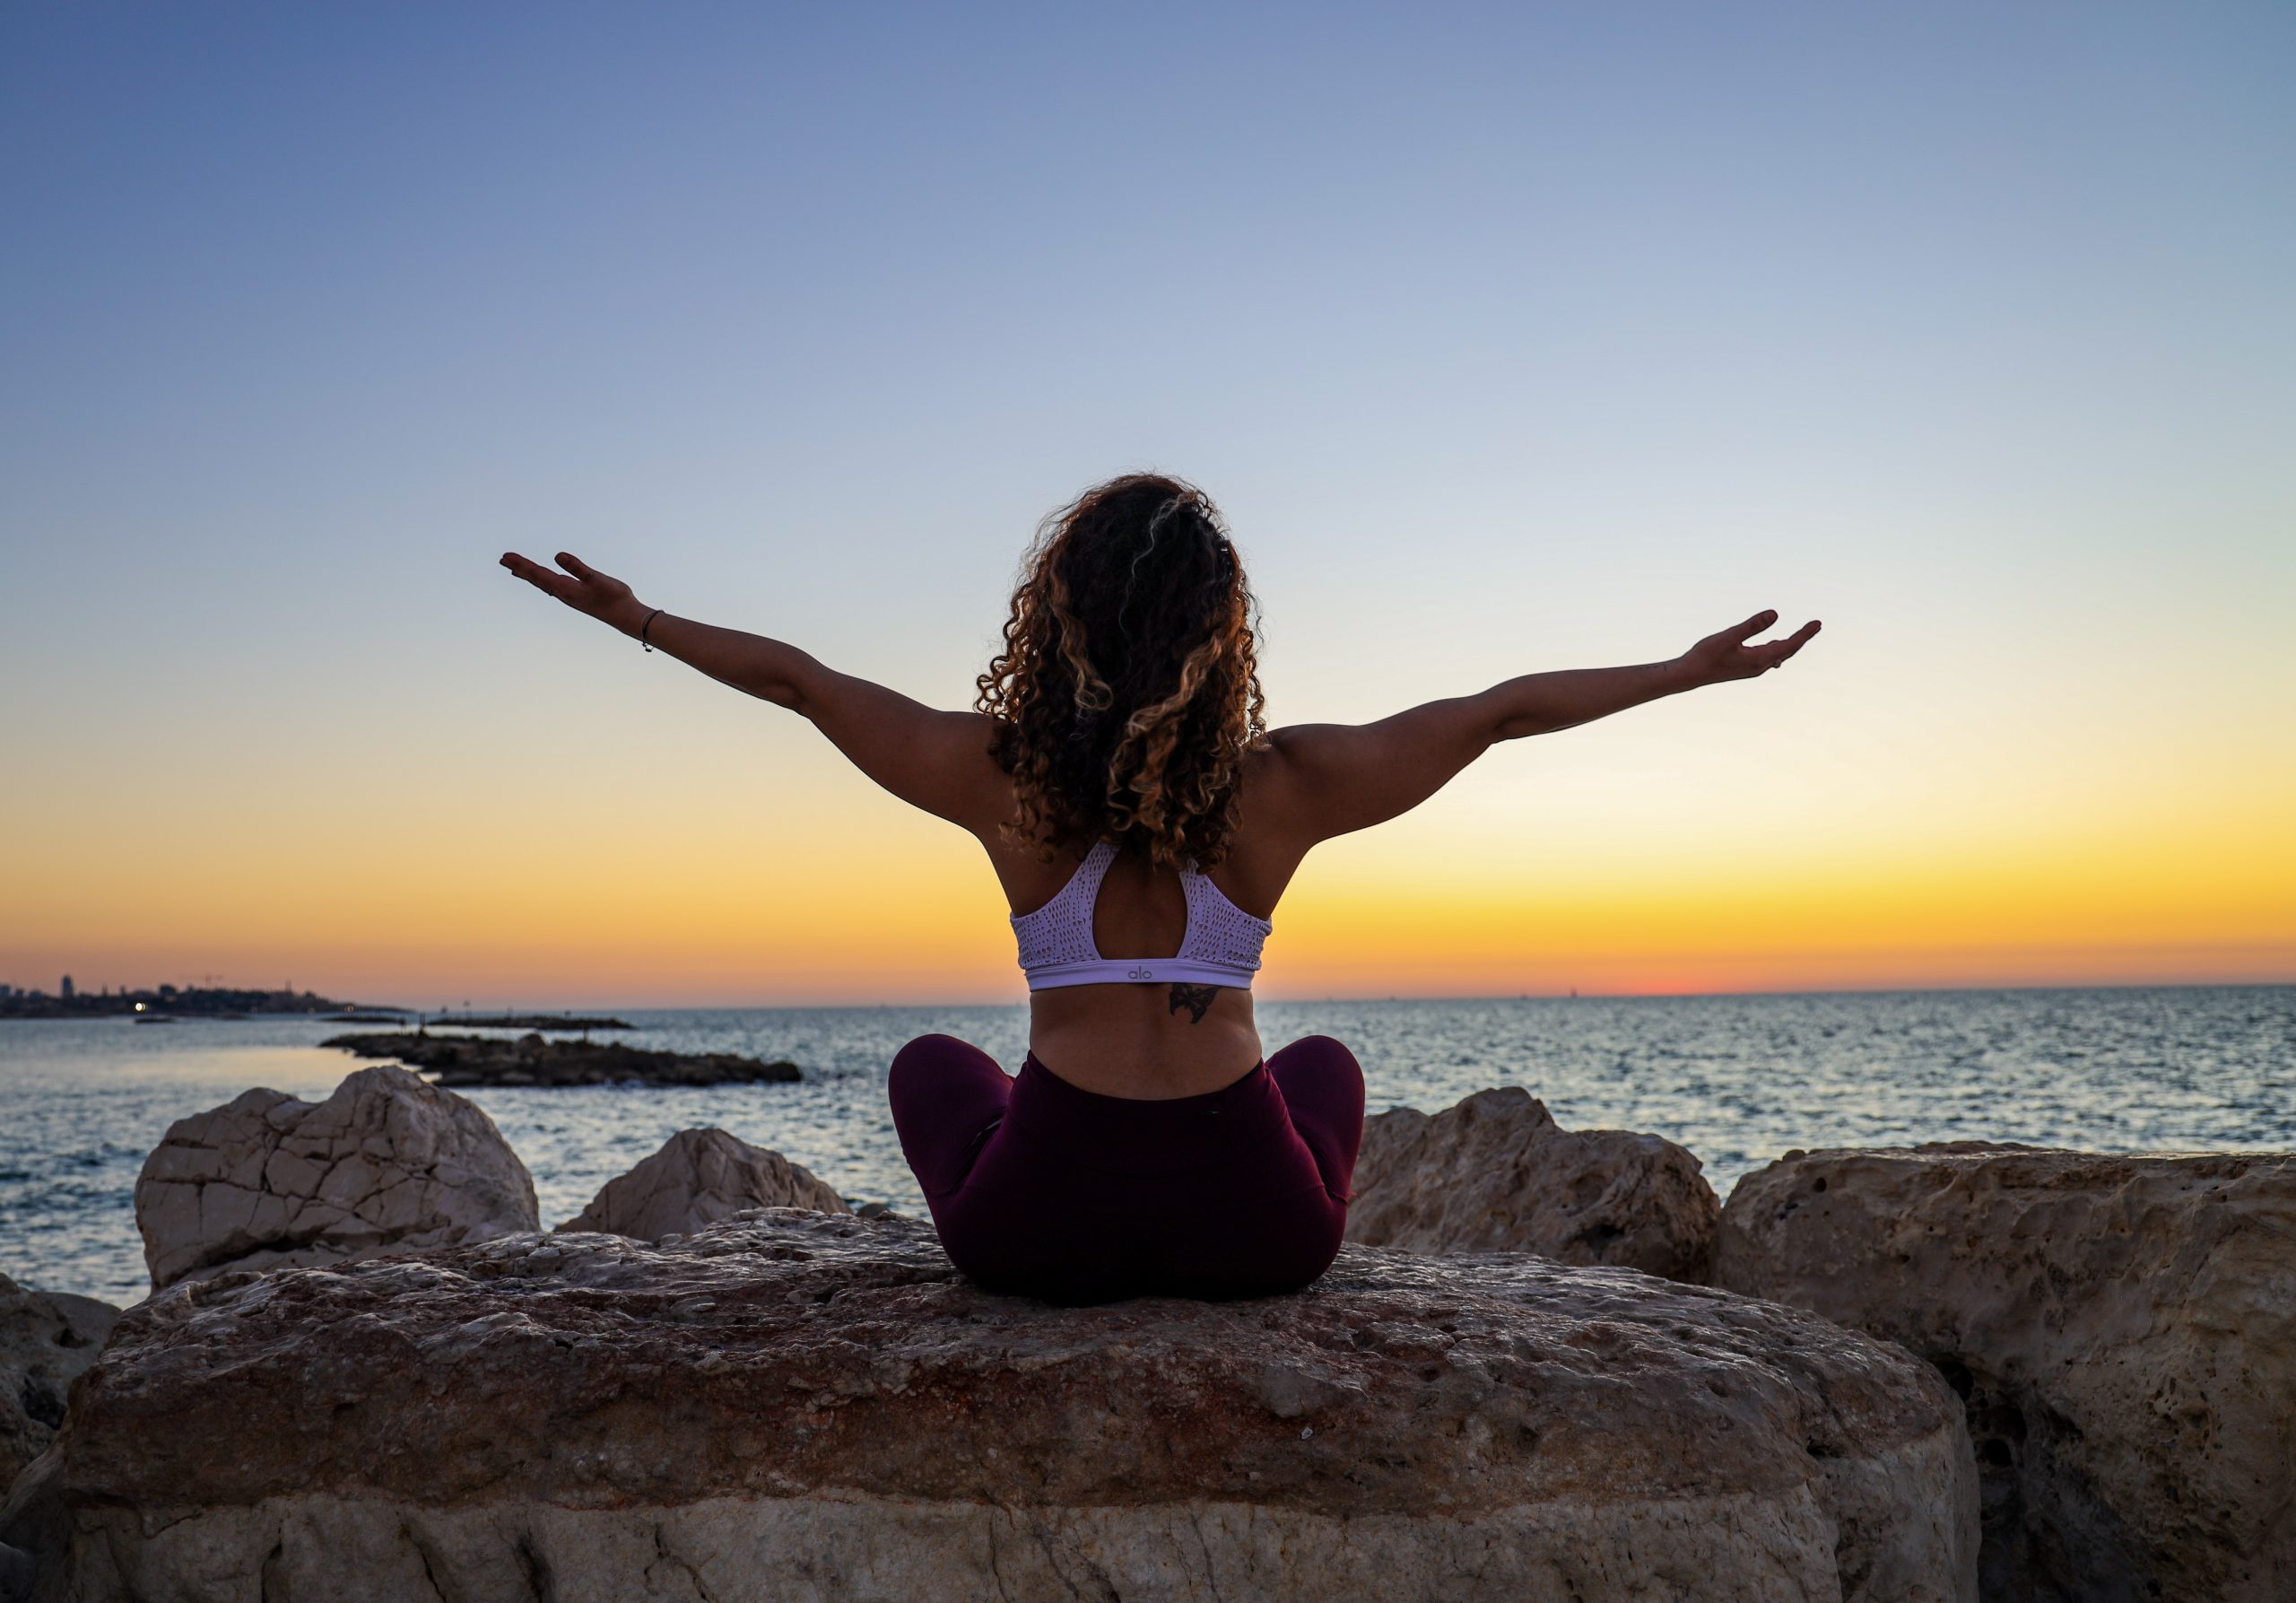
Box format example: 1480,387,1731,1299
18,1209,1975,1601
1716,1143,2296,1603
132,1064,538,1292
556,1126,849,1239
1344,1086,1721,1282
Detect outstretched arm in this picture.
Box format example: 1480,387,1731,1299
500,550,1006,829
1257,609,1821,846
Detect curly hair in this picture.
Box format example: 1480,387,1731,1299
976,473,1267,870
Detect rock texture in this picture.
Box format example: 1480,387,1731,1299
556,1127,849,1239
1344,1085,1721,1281
13,1209,1976,1602
133,1065,539,1292
326,1030,802,1087
0,1277,117,1494
1716,1143,2296,1603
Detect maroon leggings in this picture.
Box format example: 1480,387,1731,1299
888,1033,1366,1305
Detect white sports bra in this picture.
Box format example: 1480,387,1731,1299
1013,840,1272,991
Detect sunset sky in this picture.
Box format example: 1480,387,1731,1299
4,4,2291,1006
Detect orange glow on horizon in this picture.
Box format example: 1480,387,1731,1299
6,666,2291,1009
8,812,2287,1007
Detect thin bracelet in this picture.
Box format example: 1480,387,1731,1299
639,607,665,651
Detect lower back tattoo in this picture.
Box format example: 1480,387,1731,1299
1166,983,1221,1024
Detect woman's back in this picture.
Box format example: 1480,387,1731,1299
988,779,1299,1098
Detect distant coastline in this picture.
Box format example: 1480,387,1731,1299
2,976,2284,1024
0,985,402,1021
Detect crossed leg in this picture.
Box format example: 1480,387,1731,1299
888,1032,1013,1198
893,1031,1365,1203
1266,1033,1366,1202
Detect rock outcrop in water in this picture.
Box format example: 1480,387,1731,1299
133,1065,539,1291
9,1208,1976,1602
1715,1143,2296,1603
555,1127,849,1238
0,1276,117,1494
324,1030,801,1087
1344,1085,1720,1282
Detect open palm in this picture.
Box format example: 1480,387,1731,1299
500,550,640,630
1682,609,1822,684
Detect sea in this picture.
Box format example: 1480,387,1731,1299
4,985,2290,1306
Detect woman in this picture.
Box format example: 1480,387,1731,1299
502,473,1818,1303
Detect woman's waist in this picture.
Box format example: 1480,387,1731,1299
1027,985,1258,1091
998,1049,1292,1151
1024,956,1257,991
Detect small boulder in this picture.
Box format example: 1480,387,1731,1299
1716,1143,2296,1603
31,1211,1976,1602
1344,1085,1720,1281
555,1127,849,1239
133,1065,539,1292
0,1276,117,1493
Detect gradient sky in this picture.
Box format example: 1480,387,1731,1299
4,3,2291,1006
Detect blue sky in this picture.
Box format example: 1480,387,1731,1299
4,3,2292,1001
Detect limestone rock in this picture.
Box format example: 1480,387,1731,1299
21,1209,1976,1601
1715,1143,2296,1603
1344,1085,1720,1281
0,1276,117,1494
555,1127,849,1239
133,1065,539,1292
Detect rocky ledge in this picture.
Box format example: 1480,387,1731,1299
1716,1143,2296,1603
324,1030,801,1088
5,1209,1975,1603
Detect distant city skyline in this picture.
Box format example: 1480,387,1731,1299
4,4,2291,1005
4,967,2290,1012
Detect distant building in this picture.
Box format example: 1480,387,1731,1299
59,975,74,999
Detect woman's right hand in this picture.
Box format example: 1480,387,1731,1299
500,550,649,636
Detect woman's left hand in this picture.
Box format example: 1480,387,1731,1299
1678,609,1822,686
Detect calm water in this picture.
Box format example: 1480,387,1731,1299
3,986,2289,1304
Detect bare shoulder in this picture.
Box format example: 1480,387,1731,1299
927,710,1017,829
1236,732,1308,816
1228,733,1324,858
1234,698,1500,851
801,678,1010,834
1235,720,1405,824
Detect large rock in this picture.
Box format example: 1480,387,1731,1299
13,1209,1976,1602
556,1127,849,1238
133,1065,539,1292
0,1277,117,1493
1715,1143,2296,1603
1344,1085,1720,1281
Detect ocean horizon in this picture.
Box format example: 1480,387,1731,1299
4,980,2289,1305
